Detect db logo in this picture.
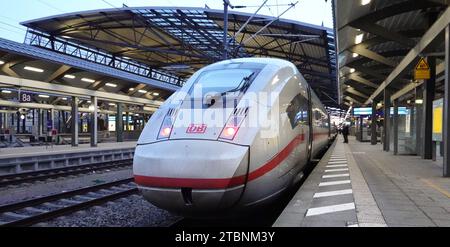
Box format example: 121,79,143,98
186,124,207,134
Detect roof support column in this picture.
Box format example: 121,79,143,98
422,57,436,159
371,102,377,145
38,109,43,137
393,99,399,155
443,25,450,177
383,90,391,151
116,103,123,142
223,0,229,60
90,96,98,147
71,96,79,147
359,117,363,142
16,112,20,134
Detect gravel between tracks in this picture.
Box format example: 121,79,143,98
0,167,133,205
36,194,178,227
1,167,178,227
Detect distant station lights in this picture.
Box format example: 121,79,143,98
1,90,11,94
81,78,95,83
352,53,359,58
349,68,355,73
38,94,50,98
129,88,134,91
152,92,159,96
64,74,76,79
361,0,371,5
138,89,147,94
105,83,117,88
0,60,4,65
355,33,364,44
24,66,44,73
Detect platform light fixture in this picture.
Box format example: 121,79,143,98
62,97,67,100
415,99,423,104
24,66,44,73
2,90,12,94
64,74,75,79
352,53,359,58
349,68,355,73
355,33,364,44
361,0,371,5
152,92,159,96
138,89,148,94
109,103,116,106
81,78,95,83
38,94,50,98
0,60,4,65
129,88,134,91
105,83,117,88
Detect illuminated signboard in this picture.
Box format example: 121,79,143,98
353,107,372,116
389,107,408,115
433,98,443,142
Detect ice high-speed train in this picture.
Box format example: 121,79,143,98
133,58,330,215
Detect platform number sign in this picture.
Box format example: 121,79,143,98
20,92,33,102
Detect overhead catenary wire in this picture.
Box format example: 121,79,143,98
36,0,65,13
0,26,25,36
239,1,299,46
101,0,117,8
233,0,269,39
0,20,27,32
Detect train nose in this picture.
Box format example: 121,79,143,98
133,140,249,214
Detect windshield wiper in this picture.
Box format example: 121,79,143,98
221,72,255,96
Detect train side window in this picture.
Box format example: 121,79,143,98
287,94,309,128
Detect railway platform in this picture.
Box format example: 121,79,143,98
274,135,450,227
0,141,136,159
0,142,136,174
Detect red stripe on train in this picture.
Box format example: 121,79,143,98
134,133,306,189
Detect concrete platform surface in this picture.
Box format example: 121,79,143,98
274,135,450,227
0,141,136,159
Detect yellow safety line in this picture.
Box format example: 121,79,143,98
421,178,450,198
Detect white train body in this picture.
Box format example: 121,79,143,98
133,58,330,215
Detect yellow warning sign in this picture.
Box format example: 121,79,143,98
414,57,430,80
416,57,430,70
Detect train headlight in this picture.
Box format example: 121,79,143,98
161,127,172,136
219,125,239,140
225,127,237,136
219,110,246,140
158,108,177,139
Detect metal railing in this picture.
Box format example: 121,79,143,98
25,30,186,86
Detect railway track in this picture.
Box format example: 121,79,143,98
0,159,133,187
0,178,138,226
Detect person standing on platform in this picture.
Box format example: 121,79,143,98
342,124,349,143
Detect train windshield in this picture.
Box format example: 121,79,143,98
190,69,255,98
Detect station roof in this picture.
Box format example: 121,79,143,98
21,6,338,107
335,0,449,109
